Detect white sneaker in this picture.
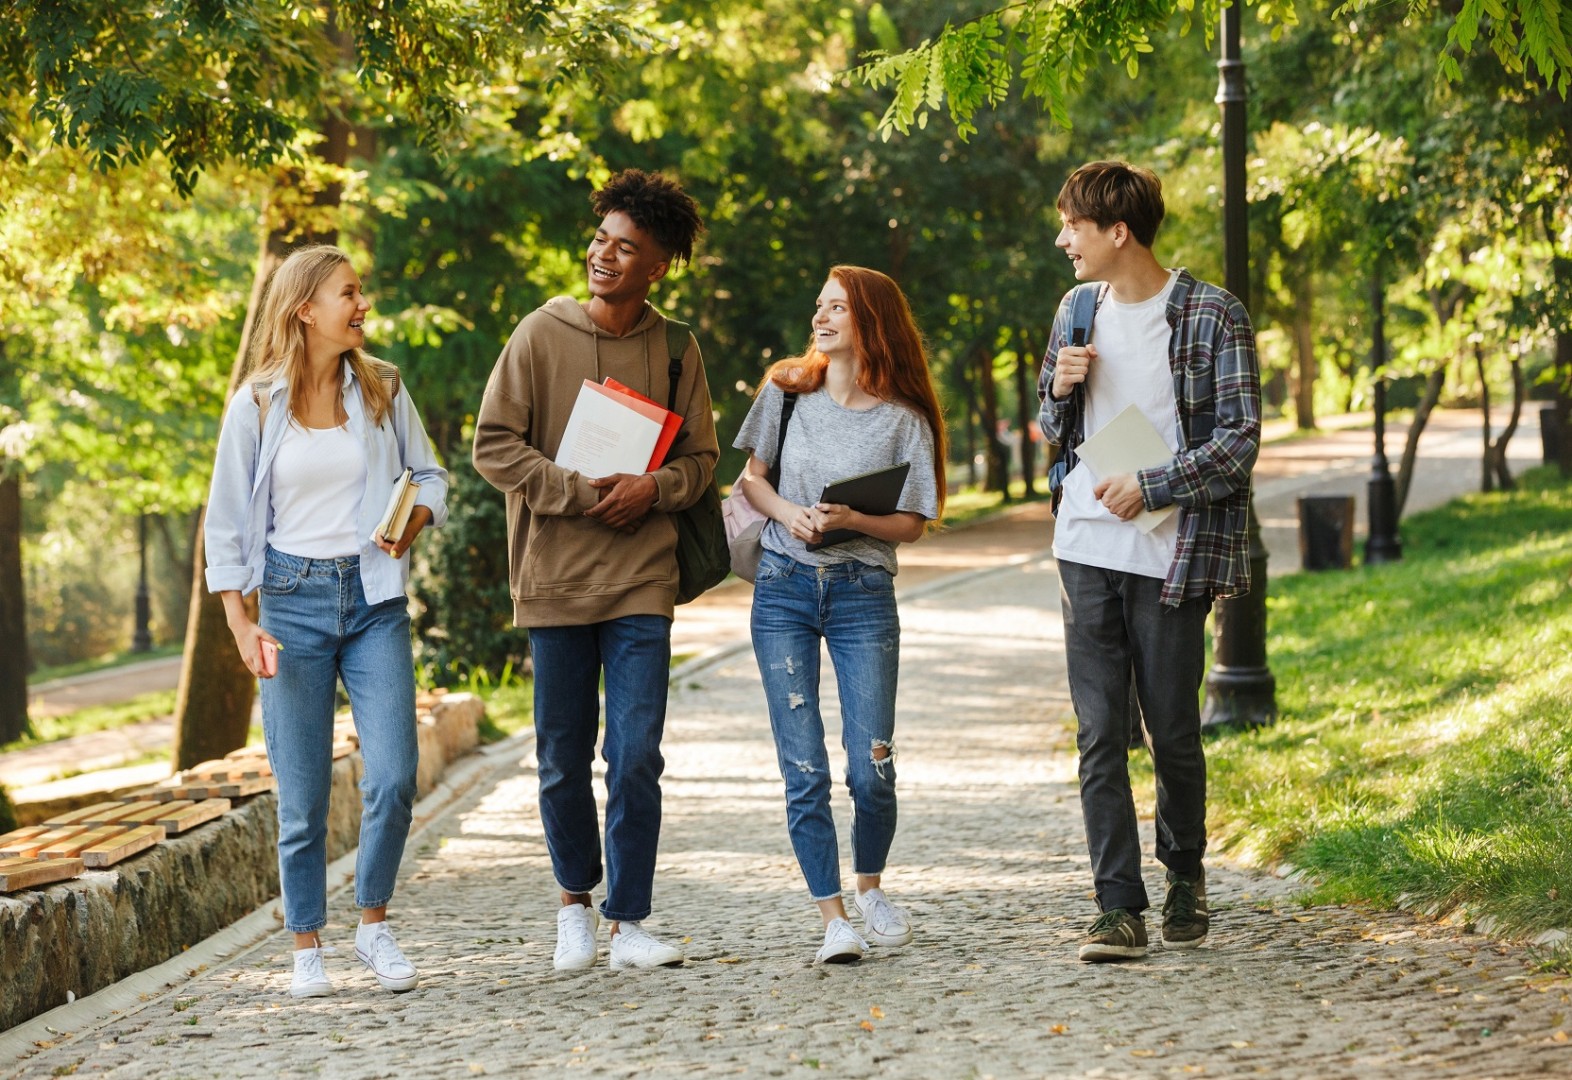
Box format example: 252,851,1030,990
554,904,600,971
816,917,868,964
608,922,685,970
355,921,420,992
290,944,334,998
856,887,914,946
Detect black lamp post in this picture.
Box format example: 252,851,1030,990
1365,274,1403,563
1201,2,1277,731
132,513,152,652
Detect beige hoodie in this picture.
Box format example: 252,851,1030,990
473,297,719,627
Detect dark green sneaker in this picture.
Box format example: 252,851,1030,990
1161,868,1210,949
1077,908,1148,962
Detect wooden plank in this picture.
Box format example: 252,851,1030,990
80,826,165,868
162,784,219,801
0,858,84,892
42,801,130,827
113,800,193,825
79,801,163,827
38,826,129,859
156,798,230,834
2,825,89,859
214,776,274,798
0,855,38,872
0,826,48,850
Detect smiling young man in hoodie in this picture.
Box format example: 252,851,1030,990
473,169,715,972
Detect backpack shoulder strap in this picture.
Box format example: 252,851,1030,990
664,317,692,414
766,390,798,489
251,380,272,436
1068,282,1101,347
366,356,402,398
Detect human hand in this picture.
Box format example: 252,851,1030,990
228,618,281,679
585,472,658,531
374,505,434,559
1052,344,1097,399
783,504,824,545
1093,474,1145,520
810,502,857,533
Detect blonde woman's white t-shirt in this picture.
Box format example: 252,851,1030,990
267,421,367,558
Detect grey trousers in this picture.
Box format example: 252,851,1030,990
1058,559,1211,914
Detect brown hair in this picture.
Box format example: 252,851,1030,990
764,266,948,519
247,245,393,427
1056,160,1166,249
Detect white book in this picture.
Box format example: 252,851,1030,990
1074,403,1178,535
554,380,664,479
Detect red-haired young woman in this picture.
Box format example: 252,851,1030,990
732,265,947,964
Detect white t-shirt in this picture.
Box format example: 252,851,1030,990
1053,272,1181,580
267,421,367,558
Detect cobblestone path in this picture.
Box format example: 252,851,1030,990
10,558,1570,1079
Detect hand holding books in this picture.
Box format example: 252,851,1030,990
372,468,426,556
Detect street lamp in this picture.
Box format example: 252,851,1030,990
1365,275,1402,563
1201,1,1277,731
132,513,152,652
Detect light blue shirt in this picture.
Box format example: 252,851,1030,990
204,359,449,605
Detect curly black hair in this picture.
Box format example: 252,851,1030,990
590,169,705,267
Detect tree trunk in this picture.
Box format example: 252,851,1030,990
1015,329,1037,492
1488,345,1524,491
1393,365,1447,520
975,346,1009,494
1292,269,1317,430
1476,342,1494,493
0,469,29,745
962,364,977,487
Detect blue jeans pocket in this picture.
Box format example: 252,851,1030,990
855,567,893,594
755,552,791,583
261,566,300,594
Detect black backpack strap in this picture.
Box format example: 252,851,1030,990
664,318,691,415
766,391,798,489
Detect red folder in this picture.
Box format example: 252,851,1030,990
602,378,682,471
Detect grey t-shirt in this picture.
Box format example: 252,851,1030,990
733,381,939,573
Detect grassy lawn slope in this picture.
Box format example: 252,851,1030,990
1199,467,1572,939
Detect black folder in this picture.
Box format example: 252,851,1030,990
805,462,912,550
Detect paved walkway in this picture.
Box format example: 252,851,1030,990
8,549,1571,1075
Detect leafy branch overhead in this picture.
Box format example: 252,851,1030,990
858,0,1571,138
0,0,674,195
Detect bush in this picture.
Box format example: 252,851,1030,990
410,449,528,682
0,782,16,834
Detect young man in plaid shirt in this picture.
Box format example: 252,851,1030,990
1038,161,1261,962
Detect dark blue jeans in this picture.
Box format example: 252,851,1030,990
1058,559,1210,914
529,615,671,923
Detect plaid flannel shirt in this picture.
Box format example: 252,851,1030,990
1037,269,1261,607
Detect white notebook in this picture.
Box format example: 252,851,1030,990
1074,404,1178,534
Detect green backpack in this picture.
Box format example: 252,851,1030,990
663,318,729,604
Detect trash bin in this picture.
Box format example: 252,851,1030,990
1542,406,1563,466
1298,494,1355,571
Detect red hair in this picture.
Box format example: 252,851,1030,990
763,266,947,519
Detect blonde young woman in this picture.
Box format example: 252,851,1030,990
204,245,448,997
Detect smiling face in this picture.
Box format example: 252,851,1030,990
300,261,370,351
1055,215,1124,282
586,211,670,305
812,276,857,362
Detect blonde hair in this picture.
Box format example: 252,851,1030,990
248,244,393,427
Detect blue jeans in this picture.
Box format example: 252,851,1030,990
1058,559,1210,914
750,550,901,901
258,548,419,934
529,615,671,923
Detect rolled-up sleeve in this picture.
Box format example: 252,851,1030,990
395,387,449,528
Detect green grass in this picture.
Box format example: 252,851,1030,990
942,478,1048,529
1,690,178,754
1152,467,1572,938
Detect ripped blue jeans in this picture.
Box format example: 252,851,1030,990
750,549,901,901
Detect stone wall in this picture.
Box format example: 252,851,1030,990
0,693,482,1032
